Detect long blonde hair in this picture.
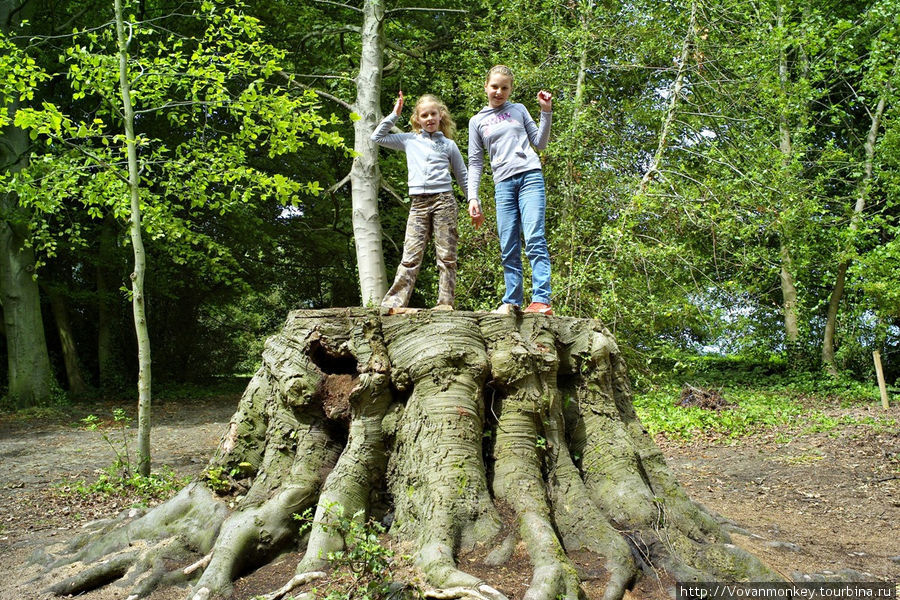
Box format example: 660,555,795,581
409,94,457,139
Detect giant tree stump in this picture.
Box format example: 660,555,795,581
36,309,780,600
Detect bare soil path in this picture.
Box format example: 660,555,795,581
1,396,897,600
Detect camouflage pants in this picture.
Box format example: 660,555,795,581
381,191,458,308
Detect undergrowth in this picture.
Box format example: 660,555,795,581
55,408,186,505
634,354,897,441
288,503,423,600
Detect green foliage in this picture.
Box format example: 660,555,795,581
9,0,350,279
293,504,422,600
64,462,185,503
635,355,894,441
81,408,134,471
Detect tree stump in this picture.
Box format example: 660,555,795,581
34,308,780,600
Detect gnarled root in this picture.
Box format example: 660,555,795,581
41,482,226,597
383,311,502,589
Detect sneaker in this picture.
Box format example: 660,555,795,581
524,302,553,315
492,303,519,315
433,304,453,311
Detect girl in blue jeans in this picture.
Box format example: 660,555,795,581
467,65,554,315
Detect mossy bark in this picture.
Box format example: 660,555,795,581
37,308,780,600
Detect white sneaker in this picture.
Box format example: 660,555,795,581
492,303,519,314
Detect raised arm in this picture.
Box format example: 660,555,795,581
523,91,553,150
370,92,408,151
370,113,408,151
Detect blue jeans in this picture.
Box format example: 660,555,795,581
494,169,551,306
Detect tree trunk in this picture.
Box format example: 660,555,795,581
779,243,800,346
0,0,56,408
350,0,389,305
115,0,153,476
47,287,89,396
822,89,889,375
776,4,800,352
36,309,781,600
639,0,696,192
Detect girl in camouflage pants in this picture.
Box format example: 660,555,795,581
371,92,479,310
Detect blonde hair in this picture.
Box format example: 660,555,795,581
409,94,457,139
485,64,514,86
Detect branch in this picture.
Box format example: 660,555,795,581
300,26,359,45
380,181,404,203
277,71,354,112
57,136,130,186
312,0,362,12
385,7,467,14
328,172,351,194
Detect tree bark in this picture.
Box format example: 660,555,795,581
350,0,389,305
114,0,153,476
776,2,800,352
0,0,56,408
37,309,781,600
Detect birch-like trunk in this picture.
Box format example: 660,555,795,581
115,0,153,476
639,0,696,192
776,1,800,348
350,0,388,305
822,90,889,374
0,0,56,407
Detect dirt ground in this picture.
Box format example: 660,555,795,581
1,395,898,600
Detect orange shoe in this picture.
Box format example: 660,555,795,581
524,302,553,315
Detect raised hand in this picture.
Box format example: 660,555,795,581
537,90,553,112
393,90,404,116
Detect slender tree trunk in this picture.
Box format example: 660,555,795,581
114,0,152,476
349,0,388,305
0,0,56,408
639,0,696,191
779,243,800,345
776,1,800,349
47,287,89,396
822,91,889,374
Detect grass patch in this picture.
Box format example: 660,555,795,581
634,383,896,442
57,463,187,505
635,386,805,440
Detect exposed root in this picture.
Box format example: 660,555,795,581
257,571,326,600
182,553,211,576
424,583,509,600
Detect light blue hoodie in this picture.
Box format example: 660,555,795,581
371,113,468,196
